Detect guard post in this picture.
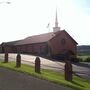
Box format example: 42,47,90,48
16,53,21,68
4,52,8,63
35,57,41,73
64,60,72,81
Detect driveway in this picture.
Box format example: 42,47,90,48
0,67,72,90
0,53,90,79
0,53,64,71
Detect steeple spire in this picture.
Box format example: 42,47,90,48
55,10,58,27
53,10,60,33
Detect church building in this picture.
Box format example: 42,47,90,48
0,12,78,60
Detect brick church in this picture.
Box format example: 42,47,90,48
0,12,78,60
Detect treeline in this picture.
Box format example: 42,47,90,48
77,45,90,55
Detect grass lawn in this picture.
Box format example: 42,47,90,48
0,61,90,90
78,55,90,62
78,55,90,59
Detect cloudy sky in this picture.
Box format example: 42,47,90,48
0,0,90,45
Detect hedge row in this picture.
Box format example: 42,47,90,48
72,57,90,63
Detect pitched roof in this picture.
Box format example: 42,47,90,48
2,30,77,46
15,32,56,45
1,40,22,46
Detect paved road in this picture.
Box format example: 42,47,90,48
0,67,72,90
0,53,90,79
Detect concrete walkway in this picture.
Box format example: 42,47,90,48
0,67,72,90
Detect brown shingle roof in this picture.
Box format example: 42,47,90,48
1,40,22,46
3,30,77,46
15,32,56,45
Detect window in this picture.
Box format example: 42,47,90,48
61,38,66,45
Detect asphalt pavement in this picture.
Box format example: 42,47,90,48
0,67,72,90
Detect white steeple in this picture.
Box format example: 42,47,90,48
53,10,60,32
55,10,58,27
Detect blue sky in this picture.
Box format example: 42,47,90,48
74,0,90,8
0,0,90,45
72,0,90,45
74,0,90,14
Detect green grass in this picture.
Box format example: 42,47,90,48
78,55,90,60
0,61,90,90
77,55,90,62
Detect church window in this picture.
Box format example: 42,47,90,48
61,38,66,45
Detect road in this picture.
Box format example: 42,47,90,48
0,53,90,79
0,67,72,90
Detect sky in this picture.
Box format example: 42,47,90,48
0,0,90,45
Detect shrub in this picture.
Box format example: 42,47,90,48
85,57,90,62
70,57,82,63
78,58,83,62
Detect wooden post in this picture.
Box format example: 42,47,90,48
35,57,41,73
16,53,21,67
4,53,8,63
65,60,72,81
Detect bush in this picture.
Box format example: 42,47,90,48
85,57,90,62
78,58,83,62
70,57,83,63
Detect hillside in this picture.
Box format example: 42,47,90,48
77,45,90,55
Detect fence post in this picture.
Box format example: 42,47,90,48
4,53,8,63
16,53,21,67
64,60,72,81
35,57,41,73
